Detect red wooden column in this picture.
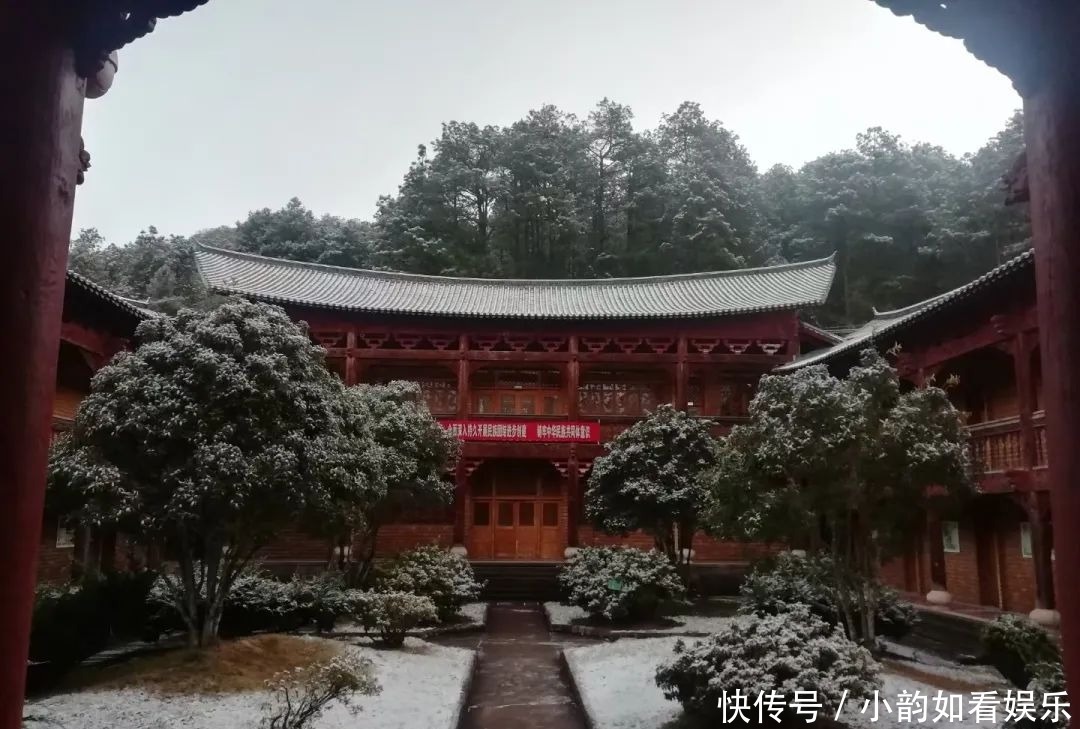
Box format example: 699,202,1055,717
1026,63,1080,697
1012,329,1037,471
453,336,470,547
567,335,580,419
0,3,85,725
567,446,579,549
344,330,358,385
674,335,688,409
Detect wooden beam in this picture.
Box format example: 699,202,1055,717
344,330,358,385
0,2,85,724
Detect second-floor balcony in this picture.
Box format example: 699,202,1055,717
968,411,1047,474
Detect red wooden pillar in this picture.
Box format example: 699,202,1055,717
453,461,467,545
344,330,358,385
1023,492,1057,619
1026,66,1080,692
567,447,579,548
674,335,688,409
457,335,470,418
0,3,85,724
1013,330,1037,471
567,335,580,419
453,338,469,547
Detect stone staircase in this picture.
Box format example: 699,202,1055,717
471,561,564,601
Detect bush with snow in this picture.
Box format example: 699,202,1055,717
1009,661,1069,729
655,605,881,721
287,571,352,633
349,591,438,648
559,546,685,621
377,545,483,621
261,652,379,729
981,614,1061,688
740,551,918,641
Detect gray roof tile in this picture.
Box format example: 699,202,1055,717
776,249,1034,372
194,246,836,320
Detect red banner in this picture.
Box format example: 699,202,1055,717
440,420,600,443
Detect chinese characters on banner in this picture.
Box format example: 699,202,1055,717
440,420,600,443
716,689,1070,724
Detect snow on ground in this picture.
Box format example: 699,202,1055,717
25,638,473,729
458,601,488,625
545,601,744,635
565,636,1006,729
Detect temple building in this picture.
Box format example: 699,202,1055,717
194,246,838,565
782,250,1057,625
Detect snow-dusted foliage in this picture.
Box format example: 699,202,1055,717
349,591,438,648
586,405,717,562
655,605,881,721
711,349,971,645
981,614,1061,688
1011,661,1069,729
377,546,482,620
47,299,375,647
740,552,918,641
261,652,379,729
559,547,686,621
312,381,459,586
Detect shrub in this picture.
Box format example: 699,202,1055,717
377,546,483,621
559,547,685,621
288,571,351,633
739,552,918,640
349,591,438,648
261,652,379,729
29,569,159,680
655,605,881,721
1008,661,1069,729
981,614,1060,688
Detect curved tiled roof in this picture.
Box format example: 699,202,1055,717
194,246,836,320
776,249,1034,372
66,270,156,320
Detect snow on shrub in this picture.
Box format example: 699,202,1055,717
1009,661,1070,729
740,551,918,641
655,605,881,721
981,614,1061,688
349,591,438,648
261,652,379,729
377,545,483,621
558,546,685,621
287,571,352,633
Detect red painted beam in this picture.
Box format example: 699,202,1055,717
0,1,85,724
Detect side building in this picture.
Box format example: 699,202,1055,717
778,250,1057,625
195,246,837,567
41,272,149,582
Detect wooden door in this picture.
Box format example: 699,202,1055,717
493,501,516,559
539,501,562,560
516,502,540,559
468,500,493,560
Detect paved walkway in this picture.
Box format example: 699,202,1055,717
447,602,590,729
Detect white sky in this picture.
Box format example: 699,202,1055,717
74,0,1022,244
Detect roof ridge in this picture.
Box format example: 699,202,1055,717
66,270,154,320
195,244,837,286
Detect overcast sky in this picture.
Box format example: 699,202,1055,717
74,0,1021,245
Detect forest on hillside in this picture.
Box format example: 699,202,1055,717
69,100,1029,327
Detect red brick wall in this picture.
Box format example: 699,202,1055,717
37,519,74,584
943,517,981,605
258,523,455,568
575,527,777,562
999,513,1037,613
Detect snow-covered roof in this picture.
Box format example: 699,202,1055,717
194,246,837,321
776,249,1035,372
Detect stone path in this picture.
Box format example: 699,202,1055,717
439,602,591,729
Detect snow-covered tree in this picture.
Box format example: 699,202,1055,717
585,405,717,563
48,299,372,647
710,349,972,646
311,381,459,585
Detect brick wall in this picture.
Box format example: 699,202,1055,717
575,527,777,562
943,517,981,605
37,518,74,584
999,513,1037,613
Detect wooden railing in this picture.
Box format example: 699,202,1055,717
968,411,1047,473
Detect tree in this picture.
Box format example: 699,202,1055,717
584,405,717,564
313,381,460,585
48,299,372,647
710,350,972,647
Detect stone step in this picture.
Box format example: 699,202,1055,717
471,562,564,602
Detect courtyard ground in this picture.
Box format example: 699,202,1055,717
24,635,474,729
564,635,1010,729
